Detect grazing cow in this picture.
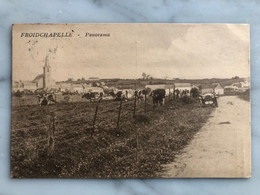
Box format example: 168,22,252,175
115,91,127,101
99,92,104,101
37,94,56,106
136,89,147,101
82,92,98,102
107,91,116,98
151,89,166,107
174,89,180,99
181,89,190,97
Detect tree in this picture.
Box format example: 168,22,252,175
190,87,200,98
67,78,73,82
91,82,98,87
142,72,146,80
13,90,22,97
13,90,23,107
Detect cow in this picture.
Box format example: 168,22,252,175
115,91,127,101
174,89,180,99
181,89,189,98
151,89,166,107
82,92,98,102
37,94,56,106
135,89,149,101
99,92,104,101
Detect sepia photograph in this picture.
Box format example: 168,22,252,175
11,23,250,178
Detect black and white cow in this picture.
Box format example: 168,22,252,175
135,89,150,101
82,92,99,102
114,91,128,101
37,94,56,106
151,89,166,107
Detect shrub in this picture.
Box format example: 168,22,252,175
181,96,192,104
190,88,200,98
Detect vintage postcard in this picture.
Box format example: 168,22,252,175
11,23,250,178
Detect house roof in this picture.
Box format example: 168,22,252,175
201,83,223,89
200,84,215,89
89,77,100,80
12,82,23,88
215,83,223,89
23,81,36,87
191,84,200,88
58,83,72,89
32,74,43,82
175,83,191,87
224,85,238,89
145,84,174,90
86,87,104,93
72,84,83,88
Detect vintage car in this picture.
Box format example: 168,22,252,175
199,93,218,107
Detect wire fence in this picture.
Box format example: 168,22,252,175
12,93,178,157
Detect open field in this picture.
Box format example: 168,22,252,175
11,97,214,178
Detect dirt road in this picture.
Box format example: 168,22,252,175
163,96,251,178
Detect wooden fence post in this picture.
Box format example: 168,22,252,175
144,91,147,113
133,91,137,118
91,101,100,137
116,99,123,129
18,96,22,107
135,123,139,176
47,113,55,156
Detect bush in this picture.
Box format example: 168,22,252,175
181,96,192,104
190,88,199,98
13,90,22,97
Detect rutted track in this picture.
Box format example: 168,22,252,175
163,96,251,178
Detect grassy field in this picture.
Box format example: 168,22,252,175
11,97,214,178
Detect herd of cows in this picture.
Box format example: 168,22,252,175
37,88,168,107
36,87,220,108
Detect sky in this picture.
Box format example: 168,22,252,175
12,24,250,82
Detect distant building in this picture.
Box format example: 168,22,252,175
224,85,238,94
72,84,84,93
232,82,242,88
175,83,192,91
32,74,44,88
86,87,104,94
191,84,199,89
200,83,224,95
58,83,73,92
240,81,250,88
145,84,175,90
89,77,100,81
201,84,215,94
29,55,55,91
12,81,23,92
145,84,175,95
214,83,224,95
43,55,55,89
22,81,37,91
